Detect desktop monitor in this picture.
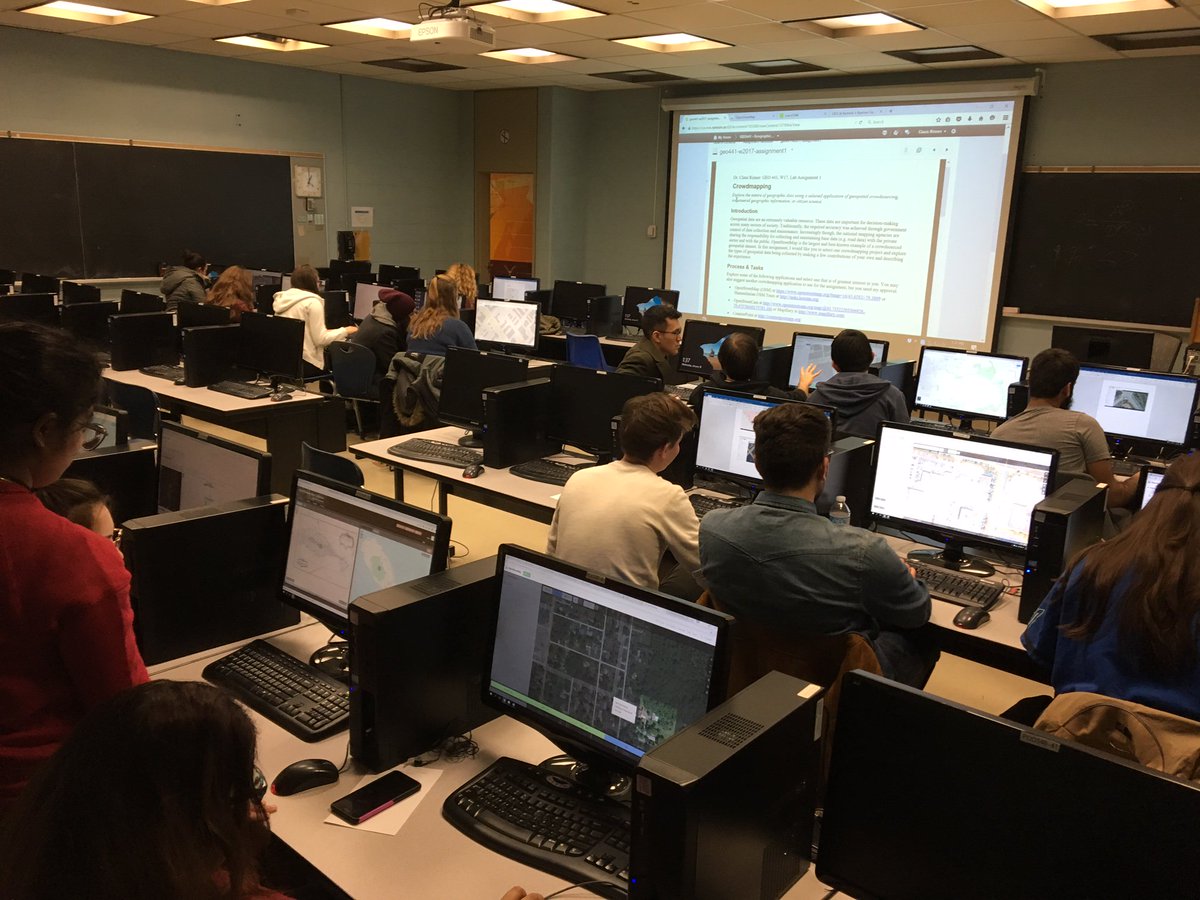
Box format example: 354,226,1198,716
473,298,540,354
282,470,451,635
19,272,58,295
157,422,271,513
547,365,661,457
178,302,231,330
1072,365,1200,450
485,544,732,789
61,302,116,352
109,312,177,371
237,311,305,381
253,283,276,316
323,290,352,329
1138,466,1167,512
788,331,890,389
60,280,101,305
1052,325,1155,370
353,282,385,320
622,286,680,328
552,280,606,324
378,264,420,285
491,276,540,302
870,421,1058,576
678,321,766,377
90,404,129,450
246,269,283,291
440,347,529,446
818,671,1200,900
0,269,15,290
0,293,57,326
913,347,1028,422
119,289,165,315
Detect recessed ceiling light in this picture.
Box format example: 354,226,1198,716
886,45,1003,63
590,69,688,82
468,0,602,23
1093,24,1200,48
364,57,466,71
480,46,580,62
1016,0,1173,18
20,0,151,25
324,18,413,38
722,58,827,75
785,13,923,37
184,0,251,5
216,33,329,50
611,32,732,52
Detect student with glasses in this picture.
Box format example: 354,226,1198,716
616,303,694,386
0,322,148,810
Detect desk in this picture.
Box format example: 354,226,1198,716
103,368,346,495
538,333,638,368
153,624,834,900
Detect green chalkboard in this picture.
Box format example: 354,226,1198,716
1003,171,1200,327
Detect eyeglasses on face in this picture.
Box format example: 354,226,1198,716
654,328,683,338
79,421,108,452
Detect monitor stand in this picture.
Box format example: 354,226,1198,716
309,640,350,682
457,429,485,448
907,541,995,578
538,754,632,802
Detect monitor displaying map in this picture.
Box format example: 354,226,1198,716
474,297,540,352
913,347,1028,421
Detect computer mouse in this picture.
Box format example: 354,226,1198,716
269,391,292,402
954,606,991,630
271,758,339,796
462,463,485,479
173,377,187,386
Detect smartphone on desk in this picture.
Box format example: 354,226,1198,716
330,770,421,825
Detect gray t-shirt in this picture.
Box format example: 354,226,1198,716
992,406,1110,478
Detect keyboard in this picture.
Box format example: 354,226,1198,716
666,382,699,401
510,458,592,486
387,438,482,467
1112,457,1149,476
203,639,349,742
607,334,639,344
911,563,1003,609
910,417,956,431
689,492,745,518
208,380,273,400
140,364,184,381
444,757,630,899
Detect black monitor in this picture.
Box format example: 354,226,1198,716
622,286,680,328
818,670,1200,900
547,366,661,457
378,264,420,285
253,283,276,316
329,259,371,279
1052,324,1155,369
323,290,352,329
439,347,530,446
109,312,177,371
353,282,384,320
119,289,166,315
89,404,129,450
0,269,15,289
61,301,117,351
491,275,540,302
281,470,451,636
0,293,57,326
157,422,271,513
870,421,1058,577
552,280,606,324
1072,364,1200,451
237,312,304,381
678,320,766,377
473,297,540,355
178,302,231,329
19,272,58,295
485,544,732,791
245,269,283,291
913,347,1028,422
788,331,889,389
60,280,101,305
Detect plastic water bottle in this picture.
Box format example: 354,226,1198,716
828,495,851,527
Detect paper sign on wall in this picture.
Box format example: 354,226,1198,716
350,206,374,228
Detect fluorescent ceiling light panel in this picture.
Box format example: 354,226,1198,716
786,12,923,37
590,68,688,82
468,0,602,23
1093,25,1200,48
886,45,1003,62
324,18,413,38
612,32,731,52
20,0,151,24
722,58,827,74
364,57,466,71
481,46,580,62
1016,0,1173,17
216,33,329,50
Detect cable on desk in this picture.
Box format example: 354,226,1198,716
449,539,470,560
410,731,479,767
336,736,352,774
543,881,629,899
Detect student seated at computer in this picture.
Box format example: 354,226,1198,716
688,332,817,414
616,304,693,386
806,329,908,439
548,393,703,602
161,249,210,310
0,323,148,808
206,265,255,323
273,264,357,377
351,288,416,378
33,476,116,541
446,262,478,310
406,273,477,357
699,402,939,688
993,348,1140,509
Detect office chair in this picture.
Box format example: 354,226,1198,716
103,381,162,440
327,340,380,437
565,333,611,372
300,441,364,487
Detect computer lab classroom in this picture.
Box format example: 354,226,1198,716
4,5,1200,897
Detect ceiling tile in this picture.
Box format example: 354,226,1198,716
940,18,1077,40
719,0,875,19
836,26,960,47
550,12,669,36
985,34,1121,56
1065,5,1200,35
73,24,201,42
0,10,95,30
624,2,771,29
897,0,1047,27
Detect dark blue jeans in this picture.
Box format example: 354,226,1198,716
872,625,941,689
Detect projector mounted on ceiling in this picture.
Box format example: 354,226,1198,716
410,6,496,49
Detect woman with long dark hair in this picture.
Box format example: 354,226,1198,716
1023,452,1200,721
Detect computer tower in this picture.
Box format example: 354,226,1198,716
183,324,239,387
630,671,824,900
349,557,501,772
1020,479,1107,623
482,377,558,469
586,295,623,337
1007,381,1029,419
816,434,876,526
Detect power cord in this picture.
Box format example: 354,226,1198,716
543,882,628,899
410,732,479,767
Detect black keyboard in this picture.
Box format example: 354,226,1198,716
910,417,956,431
607,334,638,344
387,438,482,467
208,380,273,400
912,563,1003,609
444,757,630,899
140,364,184,381
203,639,349,742
666,383,699,401
688,492,745,518
1112,457,1149,476
509,458,592,486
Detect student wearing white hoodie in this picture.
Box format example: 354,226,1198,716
272,265,356,376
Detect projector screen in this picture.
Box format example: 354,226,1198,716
665,92,1028,354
